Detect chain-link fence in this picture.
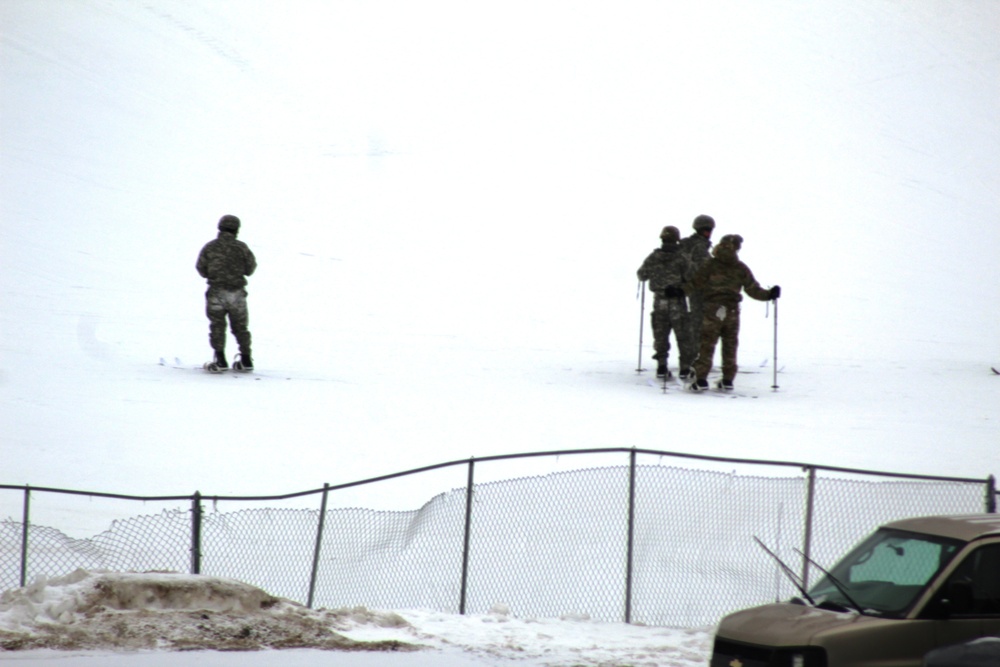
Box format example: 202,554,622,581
2,448,996,627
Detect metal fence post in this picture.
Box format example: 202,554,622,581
801,467,817,588
625,449,637,624
19,486,31,588
987,475,997,513
459,458,475,615
191,491,203,575
306,483,330,609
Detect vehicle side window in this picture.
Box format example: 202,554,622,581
943,543,1000,616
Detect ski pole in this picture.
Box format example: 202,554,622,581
771,297,779,391
636,282,646,373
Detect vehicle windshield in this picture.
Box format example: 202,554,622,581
807,528,964,617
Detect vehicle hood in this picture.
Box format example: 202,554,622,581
716,602,887,646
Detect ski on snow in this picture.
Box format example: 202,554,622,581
203,362,252,374
645,374,759,398
686,382,759,399
642,357,776,397
159,357,256,376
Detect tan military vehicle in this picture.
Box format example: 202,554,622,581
710,514,1000,667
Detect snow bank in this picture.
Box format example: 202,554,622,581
0,571,714,665
0,570,416,652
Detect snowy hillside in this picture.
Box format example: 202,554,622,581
1,0,998,664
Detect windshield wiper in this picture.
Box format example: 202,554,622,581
753,536,816,606
793,548,869,616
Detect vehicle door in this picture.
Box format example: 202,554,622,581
918,540,1000,645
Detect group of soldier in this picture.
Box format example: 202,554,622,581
636,215,780,392
193,212,779,386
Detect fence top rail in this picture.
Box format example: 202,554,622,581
0,448,991,504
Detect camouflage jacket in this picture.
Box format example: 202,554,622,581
686,243,770,305
679,232,712,273
196,231,257,290
636,243,691,295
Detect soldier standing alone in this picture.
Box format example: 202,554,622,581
196,214,256,372
637,225,695,380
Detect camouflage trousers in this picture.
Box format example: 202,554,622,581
693,301,741,382
205,287,252,358
650,295,695,371
687,294,706,355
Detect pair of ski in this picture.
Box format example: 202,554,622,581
203,362,252,374
649,374,755,398
685,379,753,398
158,357,253,375
204,355,252,374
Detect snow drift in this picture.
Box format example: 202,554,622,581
0,570,415,652
0,570,713,665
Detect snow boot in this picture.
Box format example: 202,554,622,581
690,378,709,392
716,378,734,391
205,350,228,372
233,353,253,372
656,364,670,379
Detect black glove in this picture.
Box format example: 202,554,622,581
662,286,685,298
769,285,781,300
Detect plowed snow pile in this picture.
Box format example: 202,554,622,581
0,570,416,652
0,570,713,665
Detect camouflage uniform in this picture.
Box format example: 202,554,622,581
637,227,695,375
196,216,257,364
687,239,771,384
679,216,714,355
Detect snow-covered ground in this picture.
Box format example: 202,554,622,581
1,0,998,664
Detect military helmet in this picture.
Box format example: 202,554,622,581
659,225,680,243
713,242,737,259
692,214,715,232
218,214,241,232
719,233,743,250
